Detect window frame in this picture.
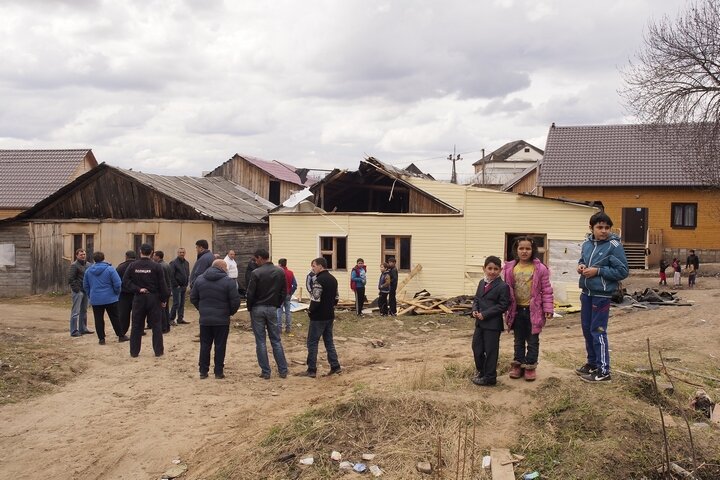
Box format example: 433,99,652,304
72,233,95,261
132,233,156,254
670,203,697,229
381,235,412,271
319,236,347,270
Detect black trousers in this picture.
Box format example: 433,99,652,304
389,289,397,315
199,324,230,375
472,328,501,382
378,291,389,315
355,287,365,315
92,302,121,340
130,293,164,356
512,307,540,365
118,292,133,336
161,300,171,333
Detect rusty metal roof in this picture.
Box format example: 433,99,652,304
240,155,305,185
0,149,96,208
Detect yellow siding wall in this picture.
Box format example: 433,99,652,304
543,187,720,249
271,189,595,302
59,220,213,271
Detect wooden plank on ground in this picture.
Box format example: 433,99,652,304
490,448,515,480
712,404,720,425
397,264,423,293
397,305,416,316
438,304,454,314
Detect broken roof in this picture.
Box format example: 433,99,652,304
0,149,97,208
234,154,305,186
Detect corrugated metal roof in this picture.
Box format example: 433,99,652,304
119,167,274,223
240,155,305,185
539,124,705,187
472,140,543,166
0,149,94,208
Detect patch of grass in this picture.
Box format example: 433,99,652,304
224,392,493,479
0,332,83,404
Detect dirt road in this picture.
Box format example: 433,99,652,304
1,274,718,479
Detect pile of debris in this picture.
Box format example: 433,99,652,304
338,290,474,316
616,287,694,309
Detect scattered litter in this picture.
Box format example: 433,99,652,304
370,339,385,348
482,455,491,469
161,463,187,479
522,472,540,480
369,464,383,476
171,459,182,465
330,451,342,461
299,456,314,465
277,453,295,462
353,463,367,473
339,461,354,470
690,390,715,418
362,453,376,461
416,461,433,474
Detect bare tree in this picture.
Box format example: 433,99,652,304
621,0,720,188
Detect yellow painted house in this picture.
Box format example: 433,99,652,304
539,124,720,267
270,158,598,302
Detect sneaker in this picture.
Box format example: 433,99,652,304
177,320,190,324
471,376,496,386
297,370,316,378
215,373,225,379
580,372,611,383
279,372,288,379
71,331,82,337
82,329,94,334
326,367,342,376
200,373,208,379
118,335,130,342
259,372,271,380
98,339,106,345
575,363,597,376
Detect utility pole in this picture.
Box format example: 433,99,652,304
448,145,462,184
481,148,485,186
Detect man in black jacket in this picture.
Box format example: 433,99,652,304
189,239,214,289
169,247,190,325
246,248,288,379
387,257,399,316
190,259,241,379
67,248,92,337
122,243,170,357
301,257,342,378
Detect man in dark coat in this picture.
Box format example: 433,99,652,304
190,259,241,379
246,248,288,379
67,248,92,337
169,247,190,325
122,243,170,357
387,257,399,316
116,250,137,339
189,239,214,289
152,250,173,333
301,257,342,378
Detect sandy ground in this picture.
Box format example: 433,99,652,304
0,273,719,479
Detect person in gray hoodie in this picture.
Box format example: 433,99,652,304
83,251,123,344
190,259,241,379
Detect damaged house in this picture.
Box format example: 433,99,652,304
270,158,598,302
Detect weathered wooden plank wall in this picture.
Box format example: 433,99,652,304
208,156,299,204
0,222,32,297
31,222,67,294
214,222,269,288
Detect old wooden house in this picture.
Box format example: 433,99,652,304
539,123,720,267
270,158,597,302
470,140,543,189
205,154,306,205
0,149,97,219
0,164,273,297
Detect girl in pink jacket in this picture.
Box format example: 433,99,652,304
501,237,554,381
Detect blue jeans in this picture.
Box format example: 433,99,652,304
276,294,292,332
306,320,340,374
580,293,611,375
70,291,89,334
170,286,186,321
251,305,288,376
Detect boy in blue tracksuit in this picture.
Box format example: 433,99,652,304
576,212,629,383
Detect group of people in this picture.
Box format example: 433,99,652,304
69,240,345,380
71,212,643,386
470,212,629,387
659,250,700,288
349,257,399,317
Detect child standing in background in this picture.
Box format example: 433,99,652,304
471,256,510,387
378,263,391,316
672,257,681,287
658,259,668,286
686,263,696,288
501,237,554,382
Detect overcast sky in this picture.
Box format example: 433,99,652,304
0,0,686,182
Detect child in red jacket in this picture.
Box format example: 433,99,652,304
501,237,554,381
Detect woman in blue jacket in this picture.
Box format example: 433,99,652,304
83,251,123,344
